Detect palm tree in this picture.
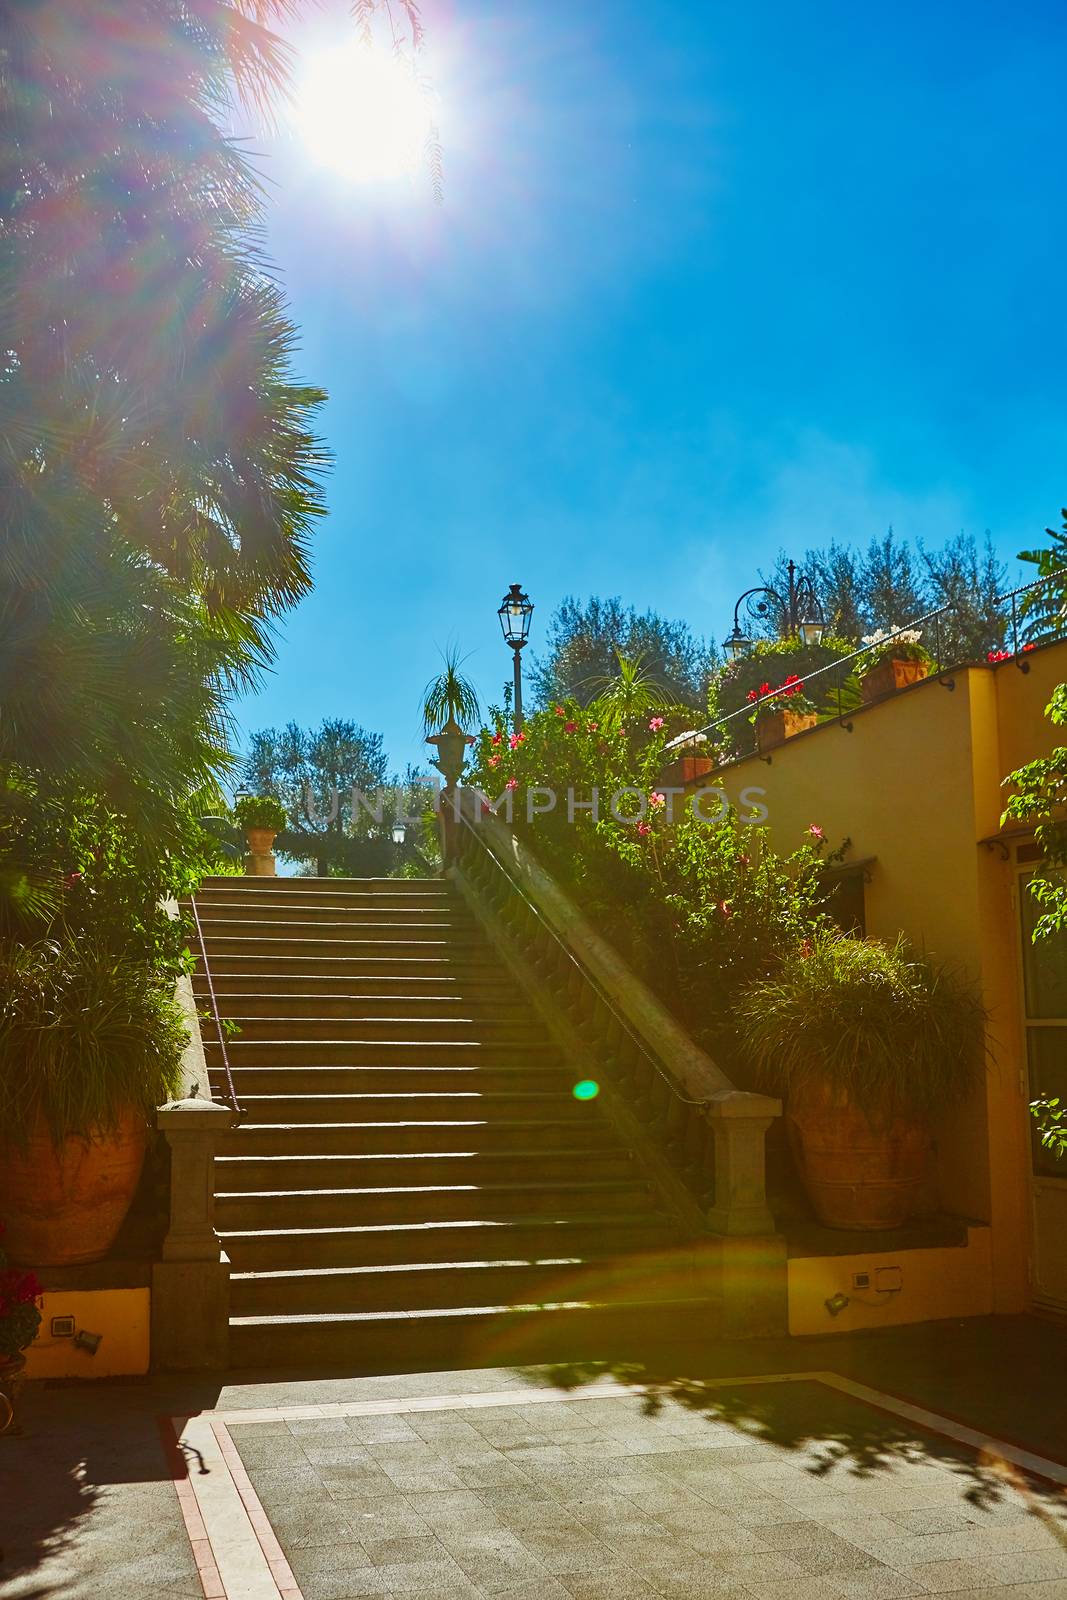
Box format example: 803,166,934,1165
587,652,677,734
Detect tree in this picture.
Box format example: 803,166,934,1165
531,597,714,710
920,532,1008,662
243,718,392,876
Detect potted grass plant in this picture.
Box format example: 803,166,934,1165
233,793,287,870
0,940,186,1266
423,650,480,789
737,933,985,1229
857,628,933,703
748,675,818,753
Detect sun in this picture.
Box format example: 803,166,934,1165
295,41,435,184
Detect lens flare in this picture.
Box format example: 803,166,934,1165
573,1079,600,1101
295,41,435,183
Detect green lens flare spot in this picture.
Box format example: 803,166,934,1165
573,1079,600,1101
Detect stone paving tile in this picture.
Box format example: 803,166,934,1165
438,1526,558,1589
903,1558,1002,1591
832,1570,933,1600
557,1569,662,1599
515,1524,620,1575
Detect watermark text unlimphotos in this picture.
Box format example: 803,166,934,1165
306,780,769,831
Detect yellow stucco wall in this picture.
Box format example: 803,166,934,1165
788,1227,993,1336
23,1287,150,1379
709,641,1067,1318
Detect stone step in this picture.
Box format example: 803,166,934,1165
230,1250,710,1317
193,969,515,997
219,1213,677,1270
229,1090,597,1124
198,875,446,892
220,1118,616,1157
210,1016,544,1044
194,954,508,981
193,900,472,925
193,888,456,911
205,1039,567,1067
197,916,482,942
227,1295,721,1373
214,1146,636,1193
191,991,530,1021
214,1178,654,1230
211,1064,577,1096
197,935,501,962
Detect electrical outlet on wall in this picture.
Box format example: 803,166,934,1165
851,1272,871,1290
50,1315,76,1338
876,1266,903,1293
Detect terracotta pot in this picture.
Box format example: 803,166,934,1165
245,827,277,856
786,1075,932,1230
755,707,817,753
0,1108,148,1266
860,657,929,703
678,754,714,782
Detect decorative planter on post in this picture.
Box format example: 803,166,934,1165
860,657,930,703
427,717,470,868
755,707,817,753
151,1091,239,1371
244,827,277,877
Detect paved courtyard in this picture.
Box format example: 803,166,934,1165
2,1318,1065,1600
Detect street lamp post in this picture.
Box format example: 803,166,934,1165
724,559,825,661
497,583,534,731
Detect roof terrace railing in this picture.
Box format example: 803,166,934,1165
695,570,1065,752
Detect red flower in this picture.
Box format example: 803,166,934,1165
636,821,651,837
781,674,803,696
554,704,566,717
505,777,519,791
747,682,773,703
807,823,825,841
988,649,1011,663
564,721,578,733
587,721,599,732
491,731,503,746
63,870,83,890
716,899,732,919
1023,642,1035,652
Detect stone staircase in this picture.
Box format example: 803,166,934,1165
190,874,717,1371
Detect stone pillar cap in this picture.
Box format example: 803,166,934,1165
157,1094,239,1125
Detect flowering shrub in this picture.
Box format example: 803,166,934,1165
233,794,287,833
988,644,1035,663
0,1225,42,1360
707,635,852,757
855,627,934,675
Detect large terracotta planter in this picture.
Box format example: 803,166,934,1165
860,657,929,703
755,708,817,753
786,1076,932,1230
678,754,714,782
0,1108,148,1266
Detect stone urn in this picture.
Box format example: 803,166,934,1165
787,1076,932,1229
244,828,278,877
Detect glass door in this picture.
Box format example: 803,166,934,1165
1018,867,1067,1311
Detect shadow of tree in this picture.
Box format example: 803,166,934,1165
528,1358,1067,1522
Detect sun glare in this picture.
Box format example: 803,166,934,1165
296,42,435,184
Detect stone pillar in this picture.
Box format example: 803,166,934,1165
704,1091,779,1236
245,848,276,876
151,1093,239,1372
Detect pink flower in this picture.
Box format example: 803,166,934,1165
505,777,519,791
509,732,525,750
491,731,503,746
738,853,750,868
649,792,666,810
807,824,824,841
648,716,664,731
636,821,651,837
489,754,500,767
564,720,578,733
587,720,599,733
554,704,566,717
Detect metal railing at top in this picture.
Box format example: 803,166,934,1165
188,894,242,1115
694,570,1065,753
455,808,714,1108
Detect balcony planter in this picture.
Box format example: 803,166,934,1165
860,656,930,703
754,707,816,753
856,631,933,706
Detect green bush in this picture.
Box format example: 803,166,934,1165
736,933,985,1123
233,794,287,832
0,940,187,1148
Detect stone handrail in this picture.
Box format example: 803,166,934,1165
446,802,781,1237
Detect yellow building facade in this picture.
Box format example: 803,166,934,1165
700,640,1067,1334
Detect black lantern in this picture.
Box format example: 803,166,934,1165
725,560,824,658
497,583,533,730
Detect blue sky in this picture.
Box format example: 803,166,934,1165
235,0,1066,776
